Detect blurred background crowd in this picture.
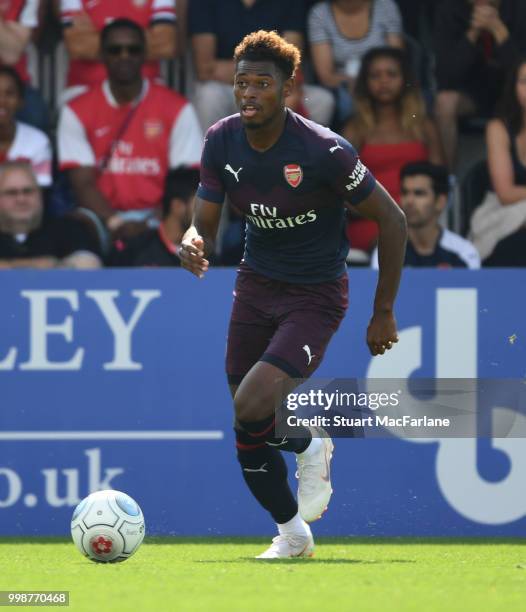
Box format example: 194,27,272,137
1,0,525,270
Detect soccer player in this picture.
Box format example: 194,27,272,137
179,31,407,559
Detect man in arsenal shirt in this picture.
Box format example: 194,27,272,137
179,31,407,559
58,18,202,246
59,0,177,102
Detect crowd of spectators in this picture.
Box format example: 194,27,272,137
0,0,525,269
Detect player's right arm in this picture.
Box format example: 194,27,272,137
179,197,221,278
179,123,226,277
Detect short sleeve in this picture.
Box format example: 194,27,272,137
10,124,52,187
60,0,83,25
169,103,203,168
308,3,332,44
57,105,96,169
18,0,39,28
461,243,481,269
379,0,403,35
151,0,176,24
370,247,379,269
30,134,52,187
195,127,225,204
322,136,376,206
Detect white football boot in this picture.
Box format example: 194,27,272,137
296,428,334,522
256,531,314,559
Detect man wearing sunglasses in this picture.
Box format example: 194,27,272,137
59,0,177,104
0,160,101,269
58,18,202,250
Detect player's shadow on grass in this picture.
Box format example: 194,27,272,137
196,558,416,564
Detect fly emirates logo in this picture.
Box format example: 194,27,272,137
104,141,161,176
246,203,317,230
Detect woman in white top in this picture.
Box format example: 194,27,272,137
308,0,404,123
0,66,52,188
483,56,526,266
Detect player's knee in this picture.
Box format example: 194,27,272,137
233,391,255,422
234,387,265,422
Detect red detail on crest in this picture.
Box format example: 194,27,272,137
284,164,303,188
91,535,113,555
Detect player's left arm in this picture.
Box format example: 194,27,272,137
179,121,225,277
352,182,407,356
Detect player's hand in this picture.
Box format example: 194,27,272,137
366,311,399,356
178,233,209,278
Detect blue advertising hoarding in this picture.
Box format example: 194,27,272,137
1,269,525,536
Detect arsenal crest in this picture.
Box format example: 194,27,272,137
144,120,163,140
284,164,303,188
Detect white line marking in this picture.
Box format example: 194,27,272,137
0,431,224,441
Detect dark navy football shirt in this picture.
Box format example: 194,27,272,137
197,109,376,283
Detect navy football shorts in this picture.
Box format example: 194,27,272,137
226,263,348,385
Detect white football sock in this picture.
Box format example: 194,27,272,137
297,436,322,459
277,512,310,537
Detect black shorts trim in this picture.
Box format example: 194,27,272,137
227,354,303,385
227,374,245,385
260,353,303,379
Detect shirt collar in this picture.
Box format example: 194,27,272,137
102,78,149,108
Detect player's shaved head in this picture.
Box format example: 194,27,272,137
234,30,301,81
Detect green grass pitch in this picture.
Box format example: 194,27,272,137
0,538,525,611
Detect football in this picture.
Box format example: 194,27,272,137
71,490,145,563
